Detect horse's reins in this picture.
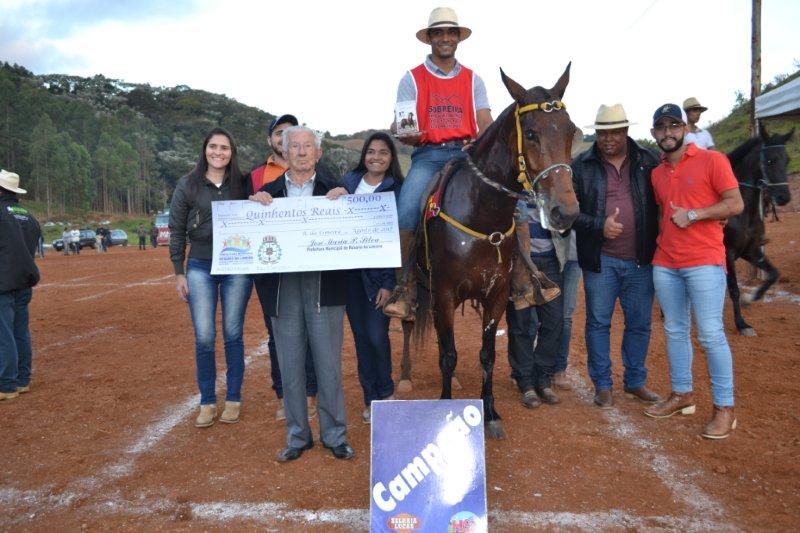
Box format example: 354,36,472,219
424,100,571,267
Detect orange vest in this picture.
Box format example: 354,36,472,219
411,63,477,144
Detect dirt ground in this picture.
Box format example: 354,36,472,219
1,178,799,531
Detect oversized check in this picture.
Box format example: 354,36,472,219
210,192,401,274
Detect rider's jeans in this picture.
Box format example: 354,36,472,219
396,143,468,231
653,265,734,407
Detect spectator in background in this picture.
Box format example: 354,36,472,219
683,97,715,149
36,234,45,259
62,226,71,256
70,226,80,255
169,127,252,428
137,224,147,250
249,126,355,462
245,113,318,421
150,224,158,248
337,132,403,424
0,169,41,400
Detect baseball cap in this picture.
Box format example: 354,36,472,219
268,114,298,135
652,103,687,126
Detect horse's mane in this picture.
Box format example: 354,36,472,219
726,136,761,166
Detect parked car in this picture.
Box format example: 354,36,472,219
108,229,128,247
78,229,97,250
52,238,64,251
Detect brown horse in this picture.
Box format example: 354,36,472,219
410,65,579,439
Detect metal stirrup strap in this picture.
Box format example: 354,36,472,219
425,196,515,265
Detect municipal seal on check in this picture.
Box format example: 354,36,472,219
258,235,282,264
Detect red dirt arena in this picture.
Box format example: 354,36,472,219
2,184,799,531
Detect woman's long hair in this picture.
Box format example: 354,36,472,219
187,127,245,200
352,132,404,182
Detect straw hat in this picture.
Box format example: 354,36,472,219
682,97,708,112
416,7,472,44
0,169,26,194
585,104,636,130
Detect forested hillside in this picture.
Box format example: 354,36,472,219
0,62,359,221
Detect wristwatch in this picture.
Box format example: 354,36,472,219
687,210,698,224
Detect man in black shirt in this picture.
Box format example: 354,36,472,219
0,169,41,400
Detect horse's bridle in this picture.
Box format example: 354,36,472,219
465,99,573,202
737,143,789,222
514,101,573,194
759,144,789,188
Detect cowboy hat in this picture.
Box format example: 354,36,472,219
0,169,26,194
416,7,472,44
682,97,708,112
585,104,636,130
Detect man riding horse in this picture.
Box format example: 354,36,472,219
385,6,557,321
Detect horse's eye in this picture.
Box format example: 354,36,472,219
766,159,774,165
525,130,537,141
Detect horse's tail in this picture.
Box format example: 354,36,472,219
411,226,433,347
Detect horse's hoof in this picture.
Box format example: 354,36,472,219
739,328,757,337
451,376,463,390
397,380,413,393
740,293,755,307
486,421,506,440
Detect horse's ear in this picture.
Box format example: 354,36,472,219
550,62,572,100
780,128,795,144
500,68,526,102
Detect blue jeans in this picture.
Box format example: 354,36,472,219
346,272,394,406
583,255,654,391
0,288,33,392
555,260,581,372
397,143,467,230
653,265,734,406
186,259,251,404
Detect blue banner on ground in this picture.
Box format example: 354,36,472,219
370,399,487,533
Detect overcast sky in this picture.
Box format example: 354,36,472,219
1,0,797,140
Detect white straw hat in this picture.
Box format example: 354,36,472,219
416,7,472,44
585,104,636,130
0,169,26,194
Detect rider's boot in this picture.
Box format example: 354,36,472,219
383,230,417,321
509,219,560,310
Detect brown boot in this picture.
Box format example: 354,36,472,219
510,220,560,309
644,392,695,419
701,406,737,440
384,230,417,320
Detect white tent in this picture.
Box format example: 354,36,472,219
754,77,800,119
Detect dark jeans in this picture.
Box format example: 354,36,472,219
506,254,563,391
253,276,317,399
583,254,654,391
0,288,33,392
346,271,394,406
138,236,146,250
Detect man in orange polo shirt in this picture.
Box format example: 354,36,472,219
247,114,298,193
643,103,743,440
247,113,318,421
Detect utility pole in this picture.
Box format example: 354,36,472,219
750,0,761,136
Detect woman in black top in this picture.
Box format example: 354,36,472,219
169,127,251,428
